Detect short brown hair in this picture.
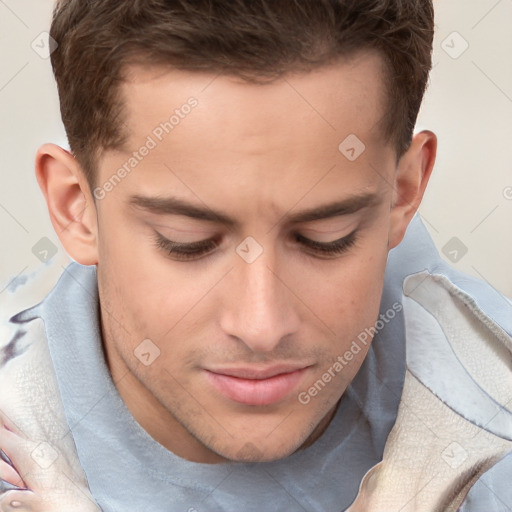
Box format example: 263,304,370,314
50,0,434,188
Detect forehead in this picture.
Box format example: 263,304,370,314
102,52,393,214
120,49,387,147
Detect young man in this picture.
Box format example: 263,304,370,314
1,1,511,511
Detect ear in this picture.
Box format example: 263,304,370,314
35,143,99,265
388,130,437,249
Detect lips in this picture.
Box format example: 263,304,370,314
204,365,310,406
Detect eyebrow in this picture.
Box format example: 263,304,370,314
128,192,381,227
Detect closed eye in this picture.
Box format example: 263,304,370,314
153,232,220,261
293,230,358,258
153,229,358,262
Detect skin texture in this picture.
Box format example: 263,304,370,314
1,50,436,507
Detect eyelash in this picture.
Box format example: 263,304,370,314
153,230,358,262
294,230,358,258
153,232,219,261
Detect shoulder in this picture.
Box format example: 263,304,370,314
0,307,66,443
0,287,98,505
401,269,512,510
347,216,512,511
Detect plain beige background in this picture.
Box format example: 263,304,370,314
1,0,511,325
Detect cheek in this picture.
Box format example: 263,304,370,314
347,249,389,333
97,221,197,336
98,228,234,362
297,237,388,338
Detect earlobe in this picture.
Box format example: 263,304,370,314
35,143,99,266
388,130,437,249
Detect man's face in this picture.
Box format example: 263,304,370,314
93,51,398,463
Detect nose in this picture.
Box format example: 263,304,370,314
219,251,301,353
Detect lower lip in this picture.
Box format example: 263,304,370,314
205,368,308,406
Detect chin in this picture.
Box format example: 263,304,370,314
213,433,307,463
